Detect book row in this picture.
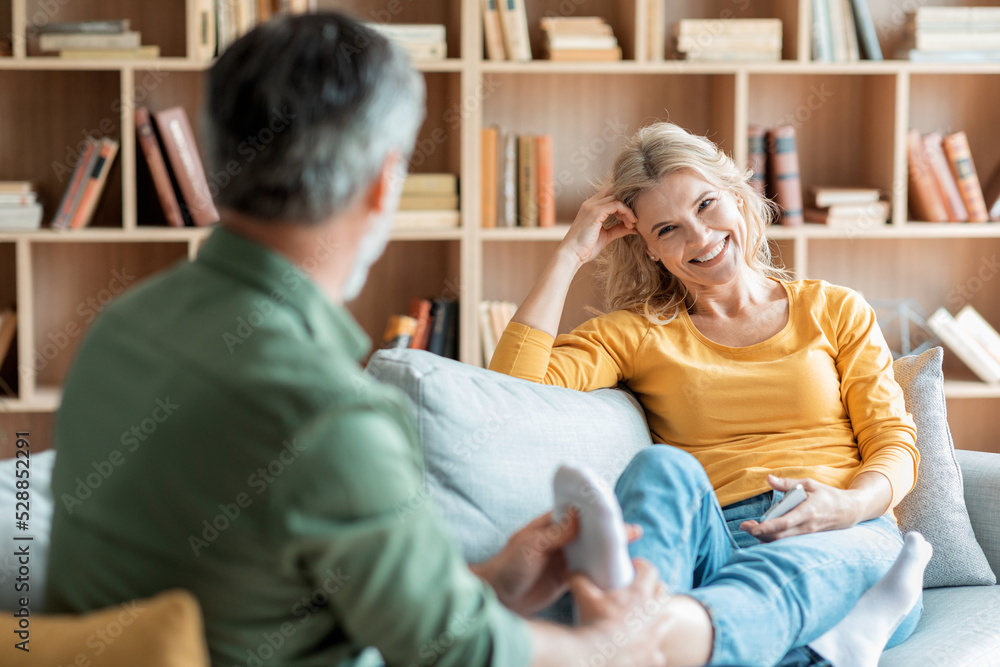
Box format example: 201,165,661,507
907,129,1000,224
380,298,459,360
480,130,555,228
927,304,1000,384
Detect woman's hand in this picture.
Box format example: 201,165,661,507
472,510,643,617
739,474,878,542
559,186,638,266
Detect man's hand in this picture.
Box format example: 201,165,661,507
473,510,642,617
739,472,890,542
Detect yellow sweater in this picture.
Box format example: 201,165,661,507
490,279,919,510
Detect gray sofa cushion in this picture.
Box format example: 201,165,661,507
366,348,652,566
957,449,1000,578
878,586,1000,666
0,449,56,611
892,347,997,587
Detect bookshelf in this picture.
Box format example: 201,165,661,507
1,0,1000,457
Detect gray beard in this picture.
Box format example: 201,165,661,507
342,207,394,302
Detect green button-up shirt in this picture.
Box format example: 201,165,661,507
46,227,531,666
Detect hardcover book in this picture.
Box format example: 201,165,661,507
481,127,499,228
905,129,948,222
766,126,804,226
136,107,186,227
923,132,968,222
69,138,120,229
942,131,989,222
153,106,220,227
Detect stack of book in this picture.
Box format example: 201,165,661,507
480,128,555,228
380,297,458,360
674,19,782,62
897,7,1000,63
927,305,1000,384
213,0,315,57
481,0,531,61
540,17,622,62
804,187,889,229
365,23,447,61
36,20,159,59
52,139,120,230
811,0,881,61
906,129,995,223
135,106,219,227
396,173,460,229
0,182,43,231
0,308,16,372
748,125,803,226
479,299,518,366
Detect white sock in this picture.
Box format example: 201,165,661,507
808,532,932,667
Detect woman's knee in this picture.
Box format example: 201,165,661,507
615,444,711,496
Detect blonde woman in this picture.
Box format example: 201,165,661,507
490,122,931,667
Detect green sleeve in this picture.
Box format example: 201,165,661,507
272,404,532,667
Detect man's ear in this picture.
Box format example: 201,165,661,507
365,151,405,215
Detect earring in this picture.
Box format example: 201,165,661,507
647,253,657,261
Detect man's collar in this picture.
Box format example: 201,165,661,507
196,226,371,360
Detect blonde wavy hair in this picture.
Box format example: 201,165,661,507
596,122,789,324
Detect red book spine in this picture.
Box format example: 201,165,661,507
136,107,186,227
747,125,766,195
69,139,120,229
535,134,555,227
153,106,220,227
766,126,803,226
923,132,968,222
905,129,949,223
408,298,433,350
51,139,97,229
942,131,989,223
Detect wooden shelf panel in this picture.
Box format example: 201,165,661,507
0,241,17,399
0,413,54,458
22,0,186,58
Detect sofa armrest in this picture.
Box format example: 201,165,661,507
956,449,1000,579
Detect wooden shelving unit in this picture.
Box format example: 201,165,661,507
1,0,1000,455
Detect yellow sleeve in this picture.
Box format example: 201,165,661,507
834,290,919,510
488,313,646,391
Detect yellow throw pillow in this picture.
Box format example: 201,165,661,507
1,589,209,667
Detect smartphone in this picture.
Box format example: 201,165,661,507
761,484,807,521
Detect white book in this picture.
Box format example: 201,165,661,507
481,0,507,61
479,301,498,366
501,133,517,226
955,305,1000,368
367,23,447,43
677,34,781,53
0,192,37,206
812,0,834,61
915,7,1000,26
392,39,447,60
914,31,1000,52
827,0,848,61
393,211,460,229
810,186,881,207
39,31,141,51
0,203,43,230
547,34,618,50
646,0,665,61
496,0,531,60
675,19,782,38
839,0,860,61
926,307,1000,384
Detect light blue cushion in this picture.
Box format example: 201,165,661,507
366,349,653,567
0,448,56,611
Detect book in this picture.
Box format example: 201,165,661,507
984,161,1000,222
367,23,446,42
0,310,16,367
481,127,499,228
0,182,33,195
547,47,623,62
37,20,130,34
675,19,782,37
58,46,160,59
496,0,531,61
52,139,99,230
479,301,497,365
914,7,1000,25
905,129,948,222
481,0,507,61
803,201,889,227
193,0,217,61
69,138,120,229
809,186,881,207
153,106,220,227
747,125,766,195
850,0,881,60
839,0,860,61
683,48,781,62
923,132,968,223
941,131,989,223
646,0,665,61
912,31,1000,52
0,204,43,230
398,194,459,211
402,173,458,195
381,315,417,349
393,211,460,228
766,126,803,226
676,34,781,53
811,0,834,61
501,132,518,227
0,192,36,206
540,17,611,34
828,0,848,61
536,134,555,228
427,299,458,359
517,134,538,227
136,107,186,228
39,31,141,51
408,298,433,350
387,40,447,61
547,34,619,50
926,307,1000,384
955,305,1000,368
899,49,1000,63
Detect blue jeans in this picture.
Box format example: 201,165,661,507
615,445,922,667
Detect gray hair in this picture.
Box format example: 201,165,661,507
203,13,426,224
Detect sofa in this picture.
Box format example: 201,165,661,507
4,346,999,665
365,347,1000,666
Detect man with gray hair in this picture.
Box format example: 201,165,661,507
46,12,675,667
